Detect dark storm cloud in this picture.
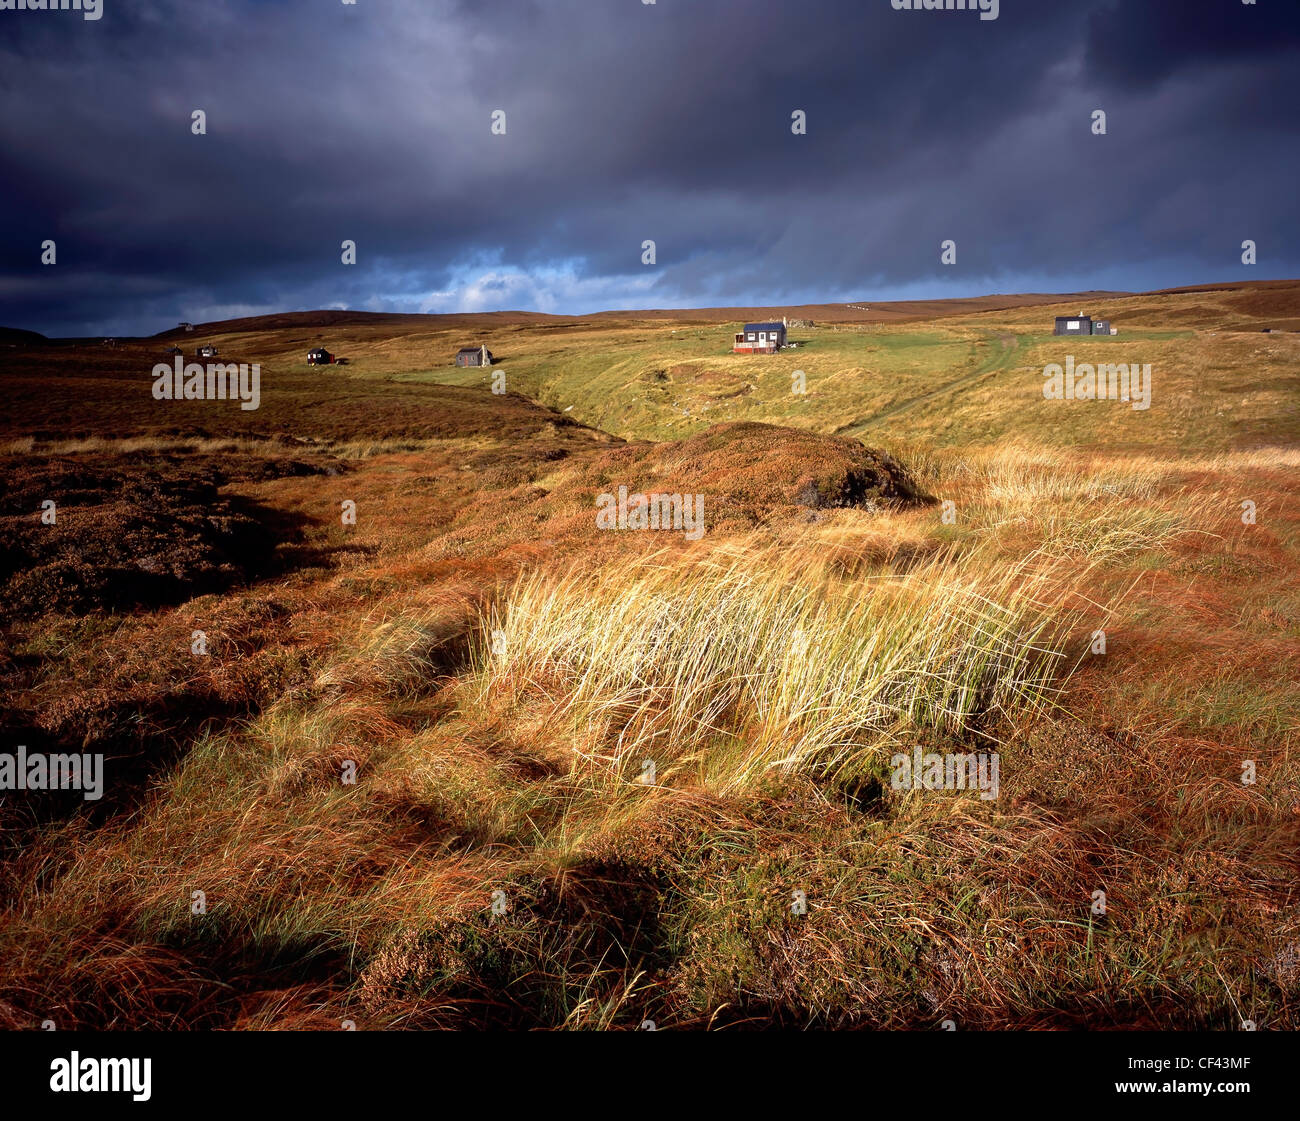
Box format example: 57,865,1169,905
1,0,1297,335
1083,0,1300,89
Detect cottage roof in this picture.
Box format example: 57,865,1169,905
743,322,785,332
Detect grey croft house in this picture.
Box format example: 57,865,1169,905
455,345,494,367
1054,315,1114,336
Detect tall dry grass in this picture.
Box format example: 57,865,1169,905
476,541,1083,795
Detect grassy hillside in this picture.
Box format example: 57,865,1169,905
0,281,1297,1029
419,288,1297,449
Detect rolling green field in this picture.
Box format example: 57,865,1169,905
397,302,1289,452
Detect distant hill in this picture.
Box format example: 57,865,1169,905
0,327,48,346
135,279,1300,339
582,291,1135,325
148,294,1131,337
150,308,574,339
0,279,1269,342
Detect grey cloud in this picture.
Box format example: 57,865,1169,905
0,0,1296,335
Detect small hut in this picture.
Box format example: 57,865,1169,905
1053,315,1093,336
455,345,493,367
733,322,787,354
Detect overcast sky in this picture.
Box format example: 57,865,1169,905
2,0,1298,336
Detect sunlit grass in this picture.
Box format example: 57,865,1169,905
476,540,1080,796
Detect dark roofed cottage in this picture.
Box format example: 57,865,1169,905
733,321,786,354
1054,315,1093,336
456,344,494,367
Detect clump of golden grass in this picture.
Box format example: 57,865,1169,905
884,442,1237,563
477,541,1076,795
314,606,470,696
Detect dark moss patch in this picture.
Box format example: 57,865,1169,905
0,454,326,617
